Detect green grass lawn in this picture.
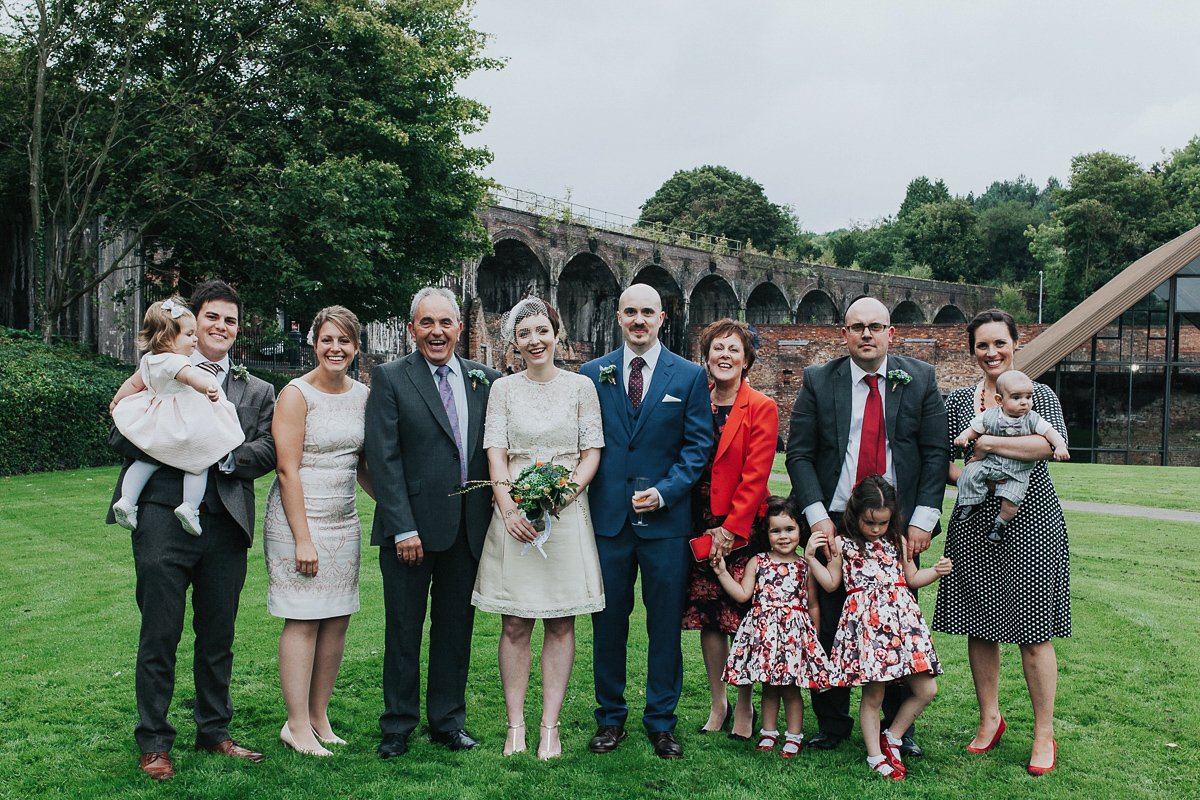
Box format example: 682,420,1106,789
1,465,1197,799
770,453,1200,510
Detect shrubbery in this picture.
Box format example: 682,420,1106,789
0,328,131,476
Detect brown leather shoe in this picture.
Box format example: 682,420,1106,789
587,725,626,753
648,730,683,759
139,751,175,781
195,739,265,763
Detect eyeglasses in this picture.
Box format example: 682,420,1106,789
845,322,889,334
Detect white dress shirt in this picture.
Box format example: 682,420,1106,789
803,356,939,533
396,356,469,544
621,340,666,509
191,351,237,474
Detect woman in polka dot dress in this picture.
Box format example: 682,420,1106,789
932,309,1070,777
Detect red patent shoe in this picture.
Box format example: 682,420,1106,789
1027,739,1057,776
966,716,1006,753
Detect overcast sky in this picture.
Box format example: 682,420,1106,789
458,1,1200,234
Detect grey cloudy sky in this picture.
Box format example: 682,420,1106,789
459,0,1200,234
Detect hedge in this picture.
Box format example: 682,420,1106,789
0,328,132,476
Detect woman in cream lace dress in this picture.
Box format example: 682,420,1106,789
472,298,604,759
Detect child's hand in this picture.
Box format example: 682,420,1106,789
953,432,970,447
805,532,826,560
711,555,727,576
1053,445,1070,462
205,385,220,402
932,556,953,576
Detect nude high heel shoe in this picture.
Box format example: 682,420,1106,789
281,723,332,756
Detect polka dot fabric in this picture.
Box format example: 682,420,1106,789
932,382,1072,644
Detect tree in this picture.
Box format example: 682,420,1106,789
902,199,982,283
638,165,799,253
975,201,1045,284
897,176,950,220
2,0,498,340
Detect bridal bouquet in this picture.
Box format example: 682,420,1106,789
456,461,579,557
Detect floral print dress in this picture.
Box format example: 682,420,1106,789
723,555,835,688
829,536,942,685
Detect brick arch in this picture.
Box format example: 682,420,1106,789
690,273,741,329
934,304,967,324
796,289,838,324
892,299,926,324
559,252,620,361
476,237,550,316
746,281,791,324
557,243,619,286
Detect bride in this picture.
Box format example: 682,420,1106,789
471,297,605,759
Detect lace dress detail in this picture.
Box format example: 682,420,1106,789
263,378,367,619
472,371,606,618
828,536,942,684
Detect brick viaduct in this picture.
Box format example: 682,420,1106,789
459,205,1000,366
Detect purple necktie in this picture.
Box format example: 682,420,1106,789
436,365,467,485
629,356,646,410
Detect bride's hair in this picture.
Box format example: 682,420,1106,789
500,297,560,343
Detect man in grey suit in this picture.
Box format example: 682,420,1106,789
365,287,500,758
785,297,948,755
107,280,276,781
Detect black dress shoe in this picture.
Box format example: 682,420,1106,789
377,733,409,759
648,731,683,759
430,729,479,751
899,735,923,758
807,731,844,750
588,725,626,753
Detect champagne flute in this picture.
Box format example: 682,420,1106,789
632,476,651,527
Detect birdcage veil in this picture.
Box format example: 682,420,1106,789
500,297,551,344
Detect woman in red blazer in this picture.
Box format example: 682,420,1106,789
683,319,779,740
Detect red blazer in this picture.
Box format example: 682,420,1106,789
707,379,779,540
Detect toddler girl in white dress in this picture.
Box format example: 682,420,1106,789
110,297,245,536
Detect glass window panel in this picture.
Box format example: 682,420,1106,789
1179,254,1200,276
1129,366,1165,452
1176,277,1200,313
1168,370,1200,454
1093,370,1132,450
1056,371,1095,454
1175,305,1200,363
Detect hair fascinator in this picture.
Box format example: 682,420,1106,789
500,297,551,344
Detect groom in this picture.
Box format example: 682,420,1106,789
580,283,712,759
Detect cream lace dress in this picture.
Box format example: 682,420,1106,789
472,370,606,618
263,378,367,619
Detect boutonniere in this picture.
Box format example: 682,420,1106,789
231,364,249,382
467,368,489,390
886,369,911,392
599,365,617,385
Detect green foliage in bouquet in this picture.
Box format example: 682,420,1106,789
509,462,579,522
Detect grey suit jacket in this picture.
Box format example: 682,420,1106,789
785,354,948,529
364,352,500,559
106,368,277,543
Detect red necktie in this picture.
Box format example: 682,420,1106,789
629,356,645,409
856,374,886,485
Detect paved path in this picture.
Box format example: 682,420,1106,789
768,474,1200,523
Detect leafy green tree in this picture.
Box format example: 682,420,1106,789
638,165,799,253
3,0,497,340
897,177,950,220
976,201,1045,284
902,199,982,282
1160,135,1200,234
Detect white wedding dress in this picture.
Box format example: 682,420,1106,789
471,370,606,618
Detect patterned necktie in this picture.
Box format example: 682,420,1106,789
436,365,467,485
628,356,646,410
856,374,886,485
196,361,223,377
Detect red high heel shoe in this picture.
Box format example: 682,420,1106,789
1027,739,1057,776
966,716,1006,753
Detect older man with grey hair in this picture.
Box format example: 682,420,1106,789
365,287,501,758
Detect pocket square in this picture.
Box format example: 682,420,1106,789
663,394,682,403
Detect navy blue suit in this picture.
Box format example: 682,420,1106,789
580,345,712,732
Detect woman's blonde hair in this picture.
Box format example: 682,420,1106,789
138,296,194,354
310,305,361,351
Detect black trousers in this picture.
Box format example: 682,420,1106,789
809,512,916,740
132,503,248,752
378,522,479,737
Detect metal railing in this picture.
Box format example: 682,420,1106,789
488,185,743,255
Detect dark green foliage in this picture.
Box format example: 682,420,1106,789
897,176,951,220
976,201,1046,284
903,199,983,282
247,367,295,395
638,165,799,253
0,328,129,475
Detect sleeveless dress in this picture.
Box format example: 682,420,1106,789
471,371,606,618
112,352,244,474
723,555,835,688
263,378,368,619
829,536,943,685
933,382,1072,643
